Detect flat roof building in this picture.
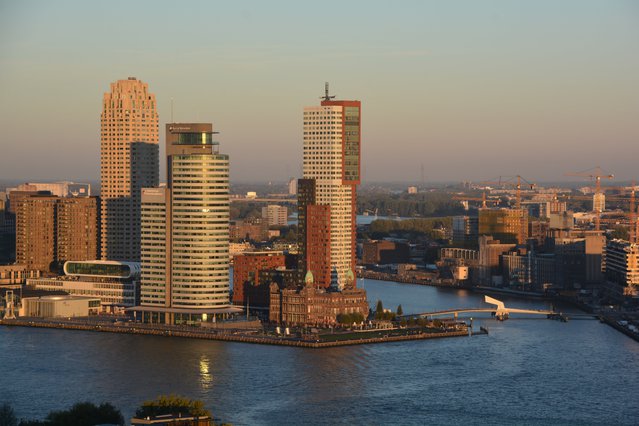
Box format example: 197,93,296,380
28,260,139,310
19,295,101,318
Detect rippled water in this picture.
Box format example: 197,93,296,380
2,280,639,425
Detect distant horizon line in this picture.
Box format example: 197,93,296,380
0,178,635,186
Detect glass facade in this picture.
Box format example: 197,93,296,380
176,132,217,145
65,261,133,278
343,106,360,183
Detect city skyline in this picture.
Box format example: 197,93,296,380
1,1,638,183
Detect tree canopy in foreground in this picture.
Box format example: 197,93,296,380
135,395,211,418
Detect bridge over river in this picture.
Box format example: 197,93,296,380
403,296,578,321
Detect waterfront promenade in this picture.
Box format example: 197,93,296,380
0,317,474,348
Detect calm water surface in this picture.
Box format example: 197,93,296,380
2,280,638,425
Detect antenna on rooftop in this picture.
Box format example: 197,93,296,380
321,82,335,101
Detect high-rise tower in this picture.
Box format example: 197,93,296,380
100,77,159,261
139,123,232,324
300,84,361,289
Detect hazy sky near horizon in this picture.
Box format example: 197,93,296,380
1,0,638,183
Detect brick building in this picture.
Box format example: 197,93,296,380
15,195,99,273
232,251,286,306
269,272,368,326
362,240,410,265
230,218,268,241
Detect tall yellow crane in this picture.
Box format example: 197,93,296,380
565,166,614,231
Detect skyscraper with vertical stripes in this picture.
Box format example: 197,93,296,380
300,84,361,289
100,77,159,261
138,123,233,324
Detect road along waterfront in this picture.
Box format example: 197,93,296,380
2,279,639,425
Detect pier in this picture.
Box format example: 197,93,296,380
0,318,476,348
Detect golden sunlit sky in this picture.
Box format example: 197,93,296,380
1,0,638,183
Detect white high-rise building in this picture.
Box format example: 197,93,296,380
301,86,361,289
138,123,235,324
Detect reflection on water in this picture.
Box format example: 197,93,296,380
199,355,212,390
1,279,639,425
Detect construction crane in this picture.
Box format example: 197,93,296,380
563,186,638,240
565,166,614,232
451,192,499,209
480,175,536,210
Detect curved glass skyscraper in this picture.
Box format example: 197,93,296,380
138,123,233,324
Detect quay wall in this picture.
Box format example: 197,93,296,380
0,319,471,348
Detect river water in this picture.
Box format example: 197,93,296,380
2,280,638,425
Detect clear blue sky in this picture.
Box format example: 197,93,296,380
1,0,637,183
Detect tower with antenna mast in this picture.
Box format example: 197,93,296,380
321,82,336,102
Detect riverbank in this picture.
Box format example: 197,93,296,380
0,318,476,348
360,270,468,289
599,315,639,343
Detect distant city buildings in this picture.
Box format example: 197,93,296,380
452,215,479,245
478,208,528,245
362,240,410,265
100,77,159,262
261,204,288,227
12,182,91,198
288,178,297,195
0,265,41,287
137,123,236,324
593,192,606,213
477,235,516,286
604,239,639,301
230,218,268,241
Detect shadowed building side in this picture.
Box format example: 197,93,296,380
100,77,159,262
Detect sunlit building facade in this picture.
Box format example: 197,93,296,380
100,77,159,261
301,88,361,289
138,123,236,324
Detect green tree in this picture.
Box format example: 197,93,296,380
396,305,403,316
0,403,18,426
375,300,384,319
136,395,211,418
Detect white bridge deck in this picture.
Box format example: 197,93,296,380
403,296,555,319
